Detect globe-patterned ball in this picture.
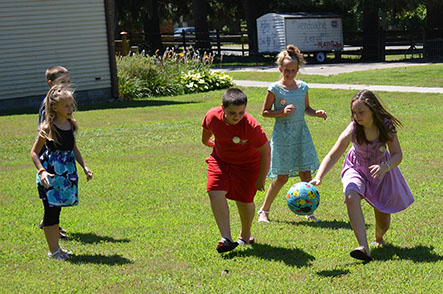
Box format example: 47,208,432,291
286,182,320,215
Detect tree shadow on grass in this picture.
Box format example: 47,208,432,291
0,99,197,116
67,254,132,265
372,244,443,263
274,219,357,230
68,232,130,244
223,243,315,268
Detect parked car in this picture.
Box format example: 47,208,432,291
174,27,195,37
174,27,217,38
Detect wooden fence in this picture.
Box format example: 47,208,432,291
115,31,249,56
115,30,439,60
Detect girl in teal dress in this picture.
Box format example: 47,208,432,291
257,45,327,223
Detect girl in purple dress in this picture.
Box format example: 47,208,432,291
311,89,414,262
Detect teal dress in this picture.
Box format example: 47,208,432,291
267,81,320,178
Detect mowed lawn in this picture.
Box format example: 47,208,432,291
227,64,443,87
0,75,442,292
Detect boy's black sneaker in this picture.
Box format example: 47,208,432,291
216,238,238,253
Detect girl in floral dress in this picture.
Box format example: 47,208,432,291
31,85,93,260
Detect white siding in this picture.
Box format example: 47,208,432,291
257,13,286,53
0,0,111,101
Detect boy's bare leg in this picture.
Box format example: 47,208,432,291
236,201,255,241
208,191,232,241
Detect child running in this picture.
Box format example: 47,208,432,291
257,45,327,223
202,88,271,253
310,89,414,261
31,85,93,260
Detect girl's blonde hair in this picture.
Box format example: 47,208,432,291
39,85,77,145
276,45,305,67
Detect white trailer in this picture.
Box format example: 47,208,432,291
257,12,343,63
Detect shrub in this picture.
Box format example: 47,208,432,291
180,68,233,94
116,53,183,99
117,48,233,99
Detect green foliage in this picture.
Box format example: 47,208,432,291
117,48,233,99
180,68,233,93
386,4,427,30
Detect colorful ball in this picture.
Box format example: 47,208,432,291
286,182,320,215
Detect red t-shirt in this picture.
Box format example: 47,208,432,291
202,106,268,164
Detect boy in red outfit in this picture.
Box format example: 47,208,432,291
202,88,271,253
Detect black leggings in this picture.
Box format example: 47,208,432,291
39,187,61,226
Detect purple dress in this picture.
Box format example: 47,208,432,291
341,123,414,213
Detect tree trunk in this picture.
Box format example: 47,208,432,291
361,0,384,61
143,0,163,55
192,0,211,53
424,0,443,60
242,0,259,55
426,0,443,39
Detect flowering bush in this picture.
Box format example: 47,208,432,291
117,48,233,99
180,68,233,94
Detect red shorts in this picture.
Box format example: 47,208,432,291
206,155,260,203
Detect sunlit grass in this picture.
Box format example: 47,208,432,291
227,64,443,87
0,85,441,293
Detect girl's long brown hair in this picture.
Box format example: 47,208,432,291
351,89,402,145
39,85,77,145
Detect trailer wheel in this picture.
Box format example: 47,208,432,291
315,52,326,63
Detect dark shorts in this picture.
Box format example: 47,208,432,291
206,155,260,203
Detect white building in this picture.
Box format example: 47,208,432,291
0,0,117,110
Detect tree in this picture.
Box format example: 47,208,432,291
241,0,269,55
143,0,163,54
115,0,163,54
192,0,211,52
361,0,384,61
425,0,443,39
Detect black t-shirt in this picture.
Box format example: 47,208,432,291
46,123,75,151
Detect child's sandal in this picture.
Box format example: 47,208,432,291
216,238,238,253
305,214,321,222
238,235,255,246
48,248,70,260
257,210,270,223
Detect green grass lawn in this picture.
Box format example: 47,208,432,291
0,85,442,293
227,64,443,87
